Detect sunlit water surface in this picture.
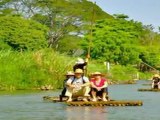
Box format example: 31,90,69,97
0,80,159,120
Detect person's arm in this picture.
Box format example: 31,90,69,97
81,81,90,87
90,81,98,89
90,81,102,91
85,57,89,62
99,81,108,89
81,77,90,87
65,78,75,88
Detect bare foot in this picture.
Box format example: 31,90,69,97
91,98,97,102
102,98,108,101
67,98,72,102
82,98,88,102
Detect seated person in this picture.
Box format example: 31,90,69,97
65,69,90,102
151,74,160,89
60,71,75,101
90,72,108,102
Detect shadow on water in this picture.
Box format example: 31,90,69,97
0,80,160,120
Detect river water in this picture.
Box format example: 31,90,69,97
0,80,160,120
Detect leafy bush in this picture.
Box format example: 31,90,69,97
0,16,48,51
110,65,138,82
138,72,152,80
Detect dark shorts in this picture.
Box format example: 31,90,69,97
153,84,159,89
61,88,66,96
91,87,108,96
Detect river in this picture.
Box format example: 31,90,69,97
0,80,160,120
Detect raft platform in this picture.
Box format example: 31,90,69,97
142,83,151,86
43,96,143,106
43,96,68,102
138,88,160,92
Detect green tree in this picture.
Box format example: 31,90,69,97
139,47,160,67
31,0,112,49
0,0,112,51
139,24,160,70
0,16,48,50
82,18,144,65
113,14,129,19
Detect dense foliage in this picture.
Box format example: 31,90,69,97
0,0,112,50
82,18,143,65
82,17,160,68
0,0,160,90
0,16,48,50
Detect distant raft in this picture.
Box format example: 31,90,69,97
138,88,160,92
43,96,143,107
43,96,67,102
142,83,151,86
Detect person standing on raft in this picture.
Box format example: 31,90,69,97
73,57,89,75
151,74,160,89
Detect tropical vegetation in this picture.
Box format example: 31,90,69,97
0,0,160,90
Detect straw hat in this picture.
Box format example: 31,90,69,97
93,72,102,76
76,58,84,64
74,69,83,74
66,71,74,76
153,74,160,78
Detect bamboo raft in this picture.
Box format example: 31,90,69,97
142,83,151,86
43,96,143,106
138,88,160,92
43,96,68,102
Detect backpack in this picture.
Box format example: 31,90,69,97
61,76,86,97
71,76,86,84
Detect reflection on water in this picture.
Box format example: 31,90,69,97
65,106,107,120
0,80,160,120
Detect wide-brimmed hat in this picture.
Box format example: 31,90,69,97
93,72,102,76
76,58,84,64
74,69,83,74
153,74,160,78
66,71,74,76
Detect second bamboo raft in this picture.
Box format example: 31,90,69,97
138,88,160,92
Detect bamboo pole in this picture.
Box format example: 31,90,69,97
85,2,96,76
141,61,159,73
87,2,96,58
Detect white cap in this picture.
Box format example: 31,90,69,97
76,58,84,64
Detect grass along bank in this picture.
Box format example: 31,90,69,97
0,49,152,91
0,49,74,90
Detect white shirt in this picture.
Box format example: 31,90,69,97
66,76,89,91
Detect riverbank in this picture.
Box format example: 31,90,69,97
0,49,152,91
